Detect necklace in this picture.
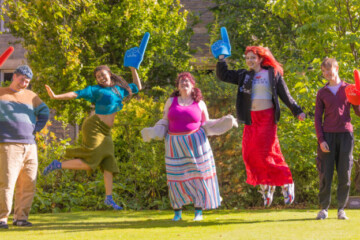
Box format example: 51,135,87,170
9,87,21,93
178,96,193,106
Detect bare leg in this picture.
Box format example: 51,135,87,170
103,170,113,195
103,170,122,210
43,159,91,176
61,159,92,170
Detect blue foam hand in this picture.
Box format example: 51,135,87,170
124,32,150,69
211,27,231,59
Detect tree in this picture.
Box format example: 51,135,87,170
5,0,193,123
209,0,296,63
208,0,360,207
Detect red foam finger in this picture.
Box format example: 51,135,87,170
345,84,360,105
0,46,14,67
354,69,360,90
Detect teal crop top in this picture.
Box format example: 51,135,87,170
75,83,139,115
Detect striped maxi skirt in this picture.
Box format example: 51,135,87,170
165,128,221,210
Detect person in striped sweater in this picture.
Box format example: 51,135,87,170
0,65,49,229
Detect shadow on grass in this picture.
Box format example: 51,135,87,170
7,216,317,233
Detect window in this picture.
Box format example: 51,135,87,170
4,72,12,82
0,71,13,87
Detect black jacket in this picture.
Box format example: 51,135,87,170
216,60,303,125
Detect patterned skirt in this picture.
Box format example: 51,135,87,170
165,128,221,210
242,108,293,186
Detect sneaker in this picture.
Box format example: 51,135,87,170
338,210,349,220
13,220,32,227
259,185,276,207
0,221,8,229
43,160,62,176
282,183,295,205
316,209,328,220
172,210,182,221
104,195,123,210
193,209,203,221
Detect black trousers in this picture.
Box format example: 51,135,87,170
316,132,354,210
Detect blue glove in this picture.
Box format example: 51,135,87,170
124,32,150,69
211,27,231,59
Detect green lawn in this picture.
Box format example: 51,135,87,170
1,209,359,240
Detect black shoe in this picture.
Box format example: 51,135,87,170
0,221,9,229
13,220,32,227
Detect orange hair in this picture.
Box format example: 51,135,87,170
245,46,283,76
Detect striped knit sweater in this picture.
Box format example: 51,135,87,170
0,87,49,144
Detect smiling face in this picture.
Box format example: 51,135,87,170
321,65,339,83
245,51,263,72
177,77,194,93
95,69,113,87
10,73,31,91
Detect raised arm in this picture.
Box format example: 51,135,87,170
216,59,246,85
129,67,142,91
45,84,78,100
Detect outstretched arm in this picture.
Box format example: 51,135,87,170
162,98,173,120
129,67,142,91
45,84,78,100
199,100,210,123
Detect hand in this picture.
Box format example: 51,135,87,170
320,141,330,153
211,27,231,59
124,32,150,69
0,46,14,67
297,112,306,121
344,69,360,105
45,84,56,99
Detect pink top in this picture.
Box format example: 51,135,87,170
168,97,202,133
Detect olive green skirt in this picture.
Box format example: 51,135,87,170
64,114,119,173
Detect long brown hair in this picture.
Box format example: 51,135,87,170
170,72,203,102
94,65,132,97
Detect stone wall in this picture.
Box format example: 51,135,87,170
181,0,215,69
0,34,27,71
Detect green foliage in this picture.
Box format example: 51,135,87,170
5,0,192,124
206,0,360,208
209,0,296,62
111,92,171,210
10,0,360,212
34,92,172,212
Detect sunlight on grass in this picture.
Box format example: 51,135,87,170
1,209,360,240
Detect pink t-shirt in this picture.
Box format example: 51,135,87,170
168,97,202,133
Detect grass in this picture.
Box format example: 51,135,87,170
1,209,360,240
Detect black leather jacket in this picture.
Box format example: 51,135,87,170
216,60,303,125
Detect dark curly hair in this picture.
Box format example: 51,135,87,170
94,65,132,97
170,72,203,102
